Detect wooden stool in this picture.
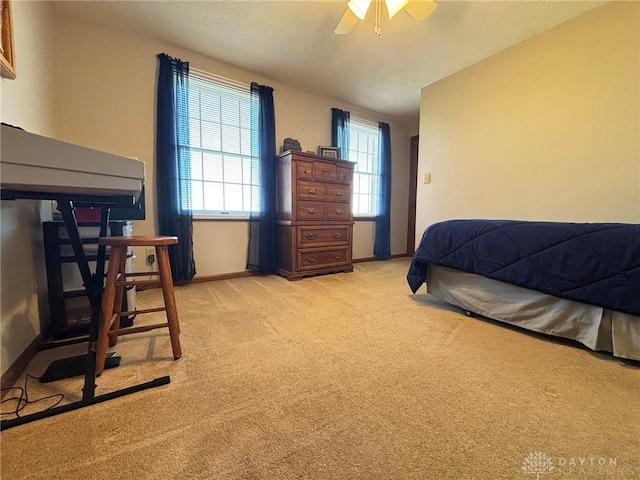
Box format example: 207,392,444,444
95,236,182,376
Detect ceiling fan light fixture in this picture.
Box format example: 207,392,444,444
347,0,372,20
403,0,437,22
385,0,408,19
336,0,436,35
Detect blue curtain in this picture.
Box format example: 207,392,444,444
331,108,350,160
374,122,391,260
247,82,277,274
156,53,196,281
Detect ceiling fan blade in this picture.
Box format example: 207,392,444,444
335,9,359,35
404,0,437,22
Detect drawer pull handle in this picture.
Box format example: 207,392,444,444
307,207,319,214
333,254,342,260
307,188,318,194
303,169,311,174
306,234,317,240
333,232,342,239
307,256,316,263
333,190,344,197
334,208,344,215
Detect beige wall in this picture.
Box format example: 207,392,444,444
416,1,640,237
1,8,412,373
55,14,411,276
1,1,62,375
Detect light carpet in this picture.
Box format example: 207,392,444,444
1,258,639,479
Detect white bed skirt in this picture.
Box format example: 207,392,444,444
426,265,640,361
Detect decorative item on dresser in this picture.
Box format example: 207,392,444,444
275,150,354,280
281,137,302,153
317,146,341,158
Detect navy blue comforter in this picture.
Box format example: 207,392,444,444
407,220,640,316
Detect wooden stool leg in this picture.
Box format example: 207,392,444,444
96,245,124,376
156,245,182,360
108,247,128,347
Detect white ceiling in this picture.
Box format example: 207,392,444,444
53,0,608,126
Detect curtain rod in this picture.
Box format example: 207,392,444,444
190,66,250,90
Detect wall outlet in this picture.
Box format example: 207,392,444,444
145,247,155,265
423,173,431,184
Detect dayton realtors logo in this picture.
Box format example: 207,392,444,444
522,452,555,479
521,452,636,478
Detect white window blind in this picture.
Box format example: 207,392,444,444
349,117,380,216
181,72,258,216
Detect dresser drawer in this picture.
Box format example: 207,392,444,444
298,247,350,271
298,226,350,247
337,167,352,184
297,201,326,220
296,161,313,180
325,183,350,202
297,181,325,201
326,202,350,220
313,162,337,182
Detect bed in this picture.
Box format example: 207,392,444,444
407,219,640,361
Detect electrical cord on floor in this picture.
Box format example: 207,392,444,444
0,374,64,419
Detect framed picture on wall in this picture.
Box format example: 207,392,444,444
1,0,16,79
318,146,340,159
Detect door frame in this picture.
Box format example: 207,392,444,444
407,135,419,255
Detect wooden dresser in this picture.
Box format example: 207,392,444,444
275,150,354,280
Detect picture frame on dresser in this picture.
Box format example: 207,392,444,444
318,146,341,159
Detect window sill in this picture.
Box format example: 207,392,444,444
193,215,250,221
193,215,376,222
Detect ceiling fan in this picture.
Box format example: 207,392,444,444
335,0,437,36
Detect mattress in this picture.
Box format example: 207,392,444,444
408,219,640,316
1,124,145,199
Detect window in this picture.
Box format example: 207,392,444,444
348,117,380,216
182,73,258,216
